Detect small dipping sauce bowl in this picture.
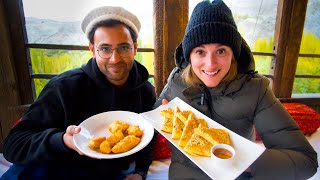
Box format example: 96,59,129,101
211,144,235,165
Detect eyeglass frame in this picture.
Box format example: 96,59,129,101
94,43,134,59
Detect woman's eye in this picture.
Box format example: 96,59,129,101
216,49,226,55
195,49,204,55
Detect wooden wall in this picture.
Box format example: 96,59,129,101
0,0,33,152
153,0,188,96
271,0,308,98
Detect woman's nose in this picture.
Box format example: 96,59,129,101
206,53,217,66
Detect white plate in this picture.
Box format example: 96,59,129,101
140,97,266,180
73,111,154,159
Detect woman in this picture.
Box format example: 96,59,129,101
153,0,318,179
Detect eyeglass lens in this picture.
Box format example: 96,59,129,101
96,45,133,59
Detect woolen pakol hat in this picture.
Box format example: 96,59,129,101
182,0,242,61
81,6,141,40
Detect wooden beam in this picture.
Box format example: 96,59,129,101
27,44,155,52
0,0,24,152
4,0,33,103
270,0,308,98
153,0,188,96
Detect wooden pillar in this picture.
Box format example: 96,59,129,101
153,0,188,96
0,0,20,152
270,0,308,98
0,0,33,152
4,0,33,103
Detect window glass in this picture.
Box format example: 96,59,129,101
22,0,153,48
299,0,320,55
189,0,277,52
31,49,154,97
30,49,91,74
292,78,320,97
294,0,320,96
22,0,154,97
253,55,272,75
296,57,320,76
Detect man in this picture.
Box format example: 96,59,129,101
2,6,156,180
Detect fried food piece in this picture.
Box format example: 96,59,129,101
178,115,208,147
197,118,208,128
108,120,130,134
88,136,106,150
127,125,143,137
111,135,141,153
160,107,174,119
105,130,125,147
172,106,185,139
194,126,231,146
160,108,174,133
176,110,193,124
161,117,173,133
178,113,198,147
99,140,112,154
184,133,212,157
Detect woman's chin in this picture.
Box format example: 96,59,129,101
204,81,220,88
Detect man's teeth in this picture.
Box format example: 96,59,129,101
204,70,218,75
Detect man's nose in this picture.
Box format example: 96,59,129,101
109,49,121,62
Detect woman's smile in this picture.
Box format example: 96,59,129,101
203,69,220,76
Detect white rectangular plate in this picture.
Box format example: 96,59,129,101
141,97,265,180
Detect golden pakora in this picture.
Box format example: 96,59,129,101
111,135,141,153
88,136,106,149
88,120,143,154
127,125,143,137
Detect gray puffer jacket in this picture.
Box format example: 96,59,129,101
153,42,318,180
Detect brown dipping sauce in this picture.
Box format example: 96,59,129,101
213,148,233,159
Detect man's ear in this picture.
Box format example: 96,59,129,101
89,43,96,58
133,42,138,56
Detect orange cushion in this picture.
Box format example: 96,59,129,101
282,103,320,135
256,103,320,140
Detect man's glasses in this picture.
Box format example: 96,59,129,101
95,44,133,59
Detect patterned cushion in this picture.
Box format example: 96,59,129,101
282,103,320,135
256,103,320,140
153,133,171,160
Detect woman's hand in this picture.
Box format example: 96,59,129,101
162,99,169,105
63,125,83,155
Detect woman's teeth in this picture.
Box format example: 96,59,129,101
204,70,218,75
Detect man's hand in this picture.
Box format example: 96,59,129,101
63,125,83,155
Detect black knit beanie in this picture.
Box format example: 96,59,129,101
182,0,242,61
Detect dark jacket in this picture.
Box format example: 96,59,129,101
154,43,318,180
3,58,156,179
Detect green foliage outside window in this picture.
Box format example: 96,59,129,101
252,37,274,75
31,38,154,97
31,32,320,98
293,32,320,94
